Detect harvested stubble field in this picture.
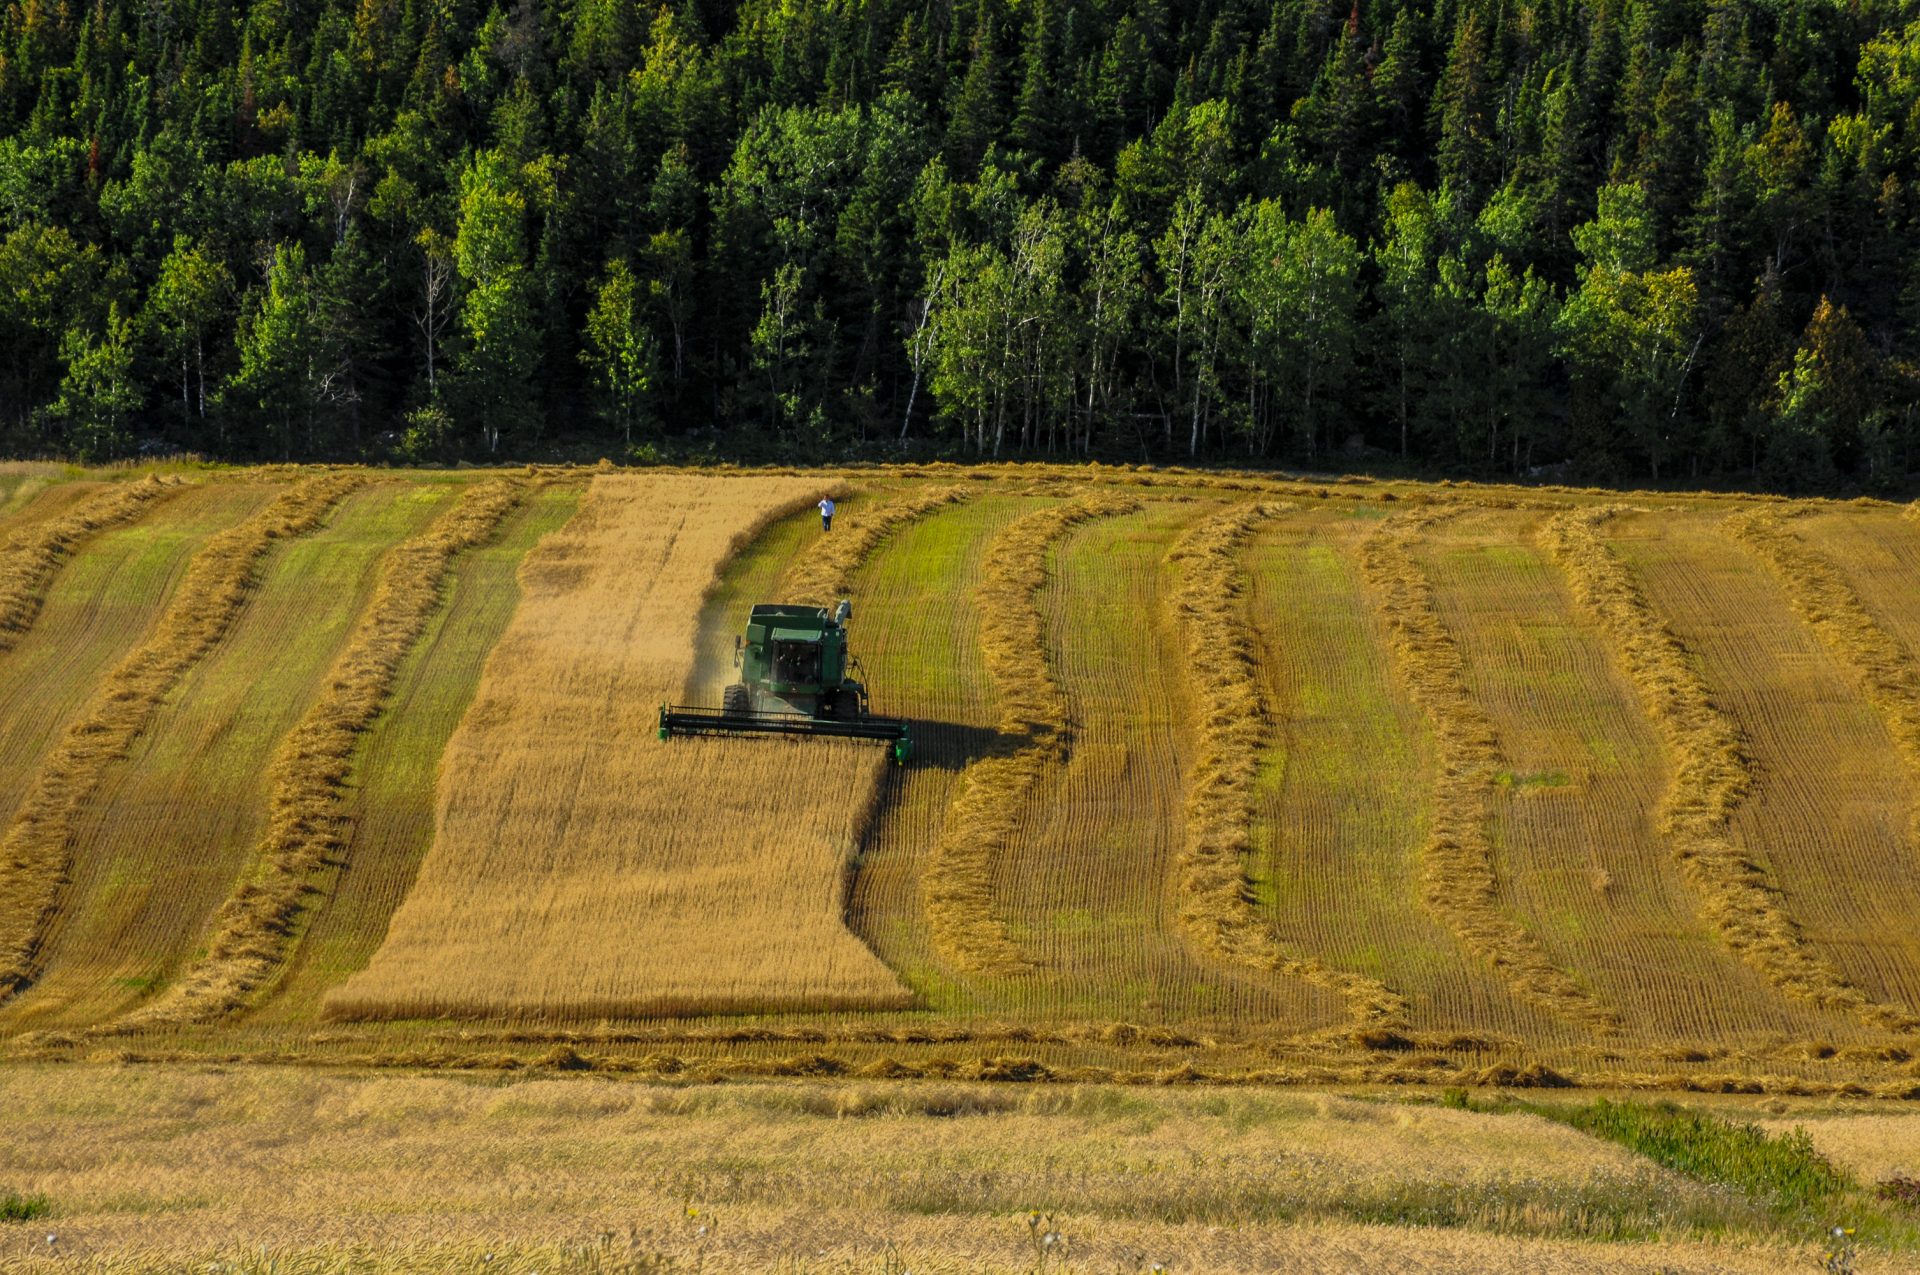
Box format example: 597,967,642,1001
0,469,1917,1090
7,466,1920,1270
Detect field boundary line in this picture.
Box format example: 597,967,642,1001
1361,508,1623,1032
104,480,526,1031
1166,501,1410,1033
0,471,364,1003
923,490,1141,975
782,484,973,608
0,475,180,654
47,1042,1920,1098
1541,506,1919,1035
1727,505,1920,847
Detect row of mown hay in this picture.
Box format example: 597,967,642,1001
48,1042,1920,1098
1727,505,1920,843
0,475,178,652
922,491,1140,974
782,483,972,608
1541,506,1919,1034
1165,501,1409,1031
0,472,363,1001
1361,509,1622,1032
109,480,525,1031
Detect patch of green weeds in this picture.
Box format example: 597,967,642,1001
0,1190,50,1221
1532,1099,1848,1219
1493,769,1571,791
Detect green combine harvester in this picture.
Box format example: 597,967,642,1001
659,600,913,764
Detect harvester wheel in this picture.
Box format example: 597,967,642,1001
722,683,751,717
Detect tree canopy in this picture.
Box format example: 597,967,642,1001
1,0,1916,487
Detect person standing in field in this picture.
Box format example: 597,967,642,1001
818,496,835,532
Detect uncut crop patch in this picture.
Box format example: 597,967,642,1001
1609,509,1920,1030
1428,508,1836,1044
0,482,450,1031
328,475,910,1021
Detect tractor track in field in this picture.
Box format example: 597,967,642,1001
1542,506,1920,1036
0,472,364,1004
1362,507,1623,1034
922,490,1141,976
1166,501,1410,1034
105,480,527,1032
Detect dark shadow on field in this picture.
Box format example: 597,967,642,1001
900,720,1005,774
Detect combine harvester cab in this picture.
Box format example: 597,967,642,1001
659,599,914,764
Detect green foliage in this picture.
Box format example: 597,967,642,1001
0,0,1913,483
49,305,140,461
581,259,654,443
223,242,319,459
1535,1100,1850,1219
0,1189,49,1221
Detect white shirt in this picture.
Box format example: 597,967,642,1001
819,498,835,515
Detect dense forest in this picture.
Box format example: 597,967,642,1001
0,0,1916,484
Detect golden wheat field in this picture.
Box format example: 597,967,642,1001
0,462,1915,1086
7,461,1920,1266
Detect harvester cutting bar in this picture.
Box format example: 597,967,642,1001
658,704,913,764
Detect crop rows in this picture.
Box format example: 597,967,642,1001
248,485,582,1024
1541,507,1919,1034
0,472,361,1003
0,470,1916,1080
1361,508,1622,1032
1727,507,1920,838
1166,502,1408,1033
921,491,1140,976
113,480,526,1030
0,477,177,654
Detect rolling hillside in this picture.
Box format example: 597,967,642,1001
1,461,1919,1098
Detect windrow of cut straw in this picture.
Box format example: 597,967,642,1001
1361,508,1622,1032
0,471,363,1002
0,475,178,653
108,480,525,1031
1165,501,1409,1031
1541,506,1919,1034
923,491,1141,975
1727,505,1920,845
782,484,972,608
